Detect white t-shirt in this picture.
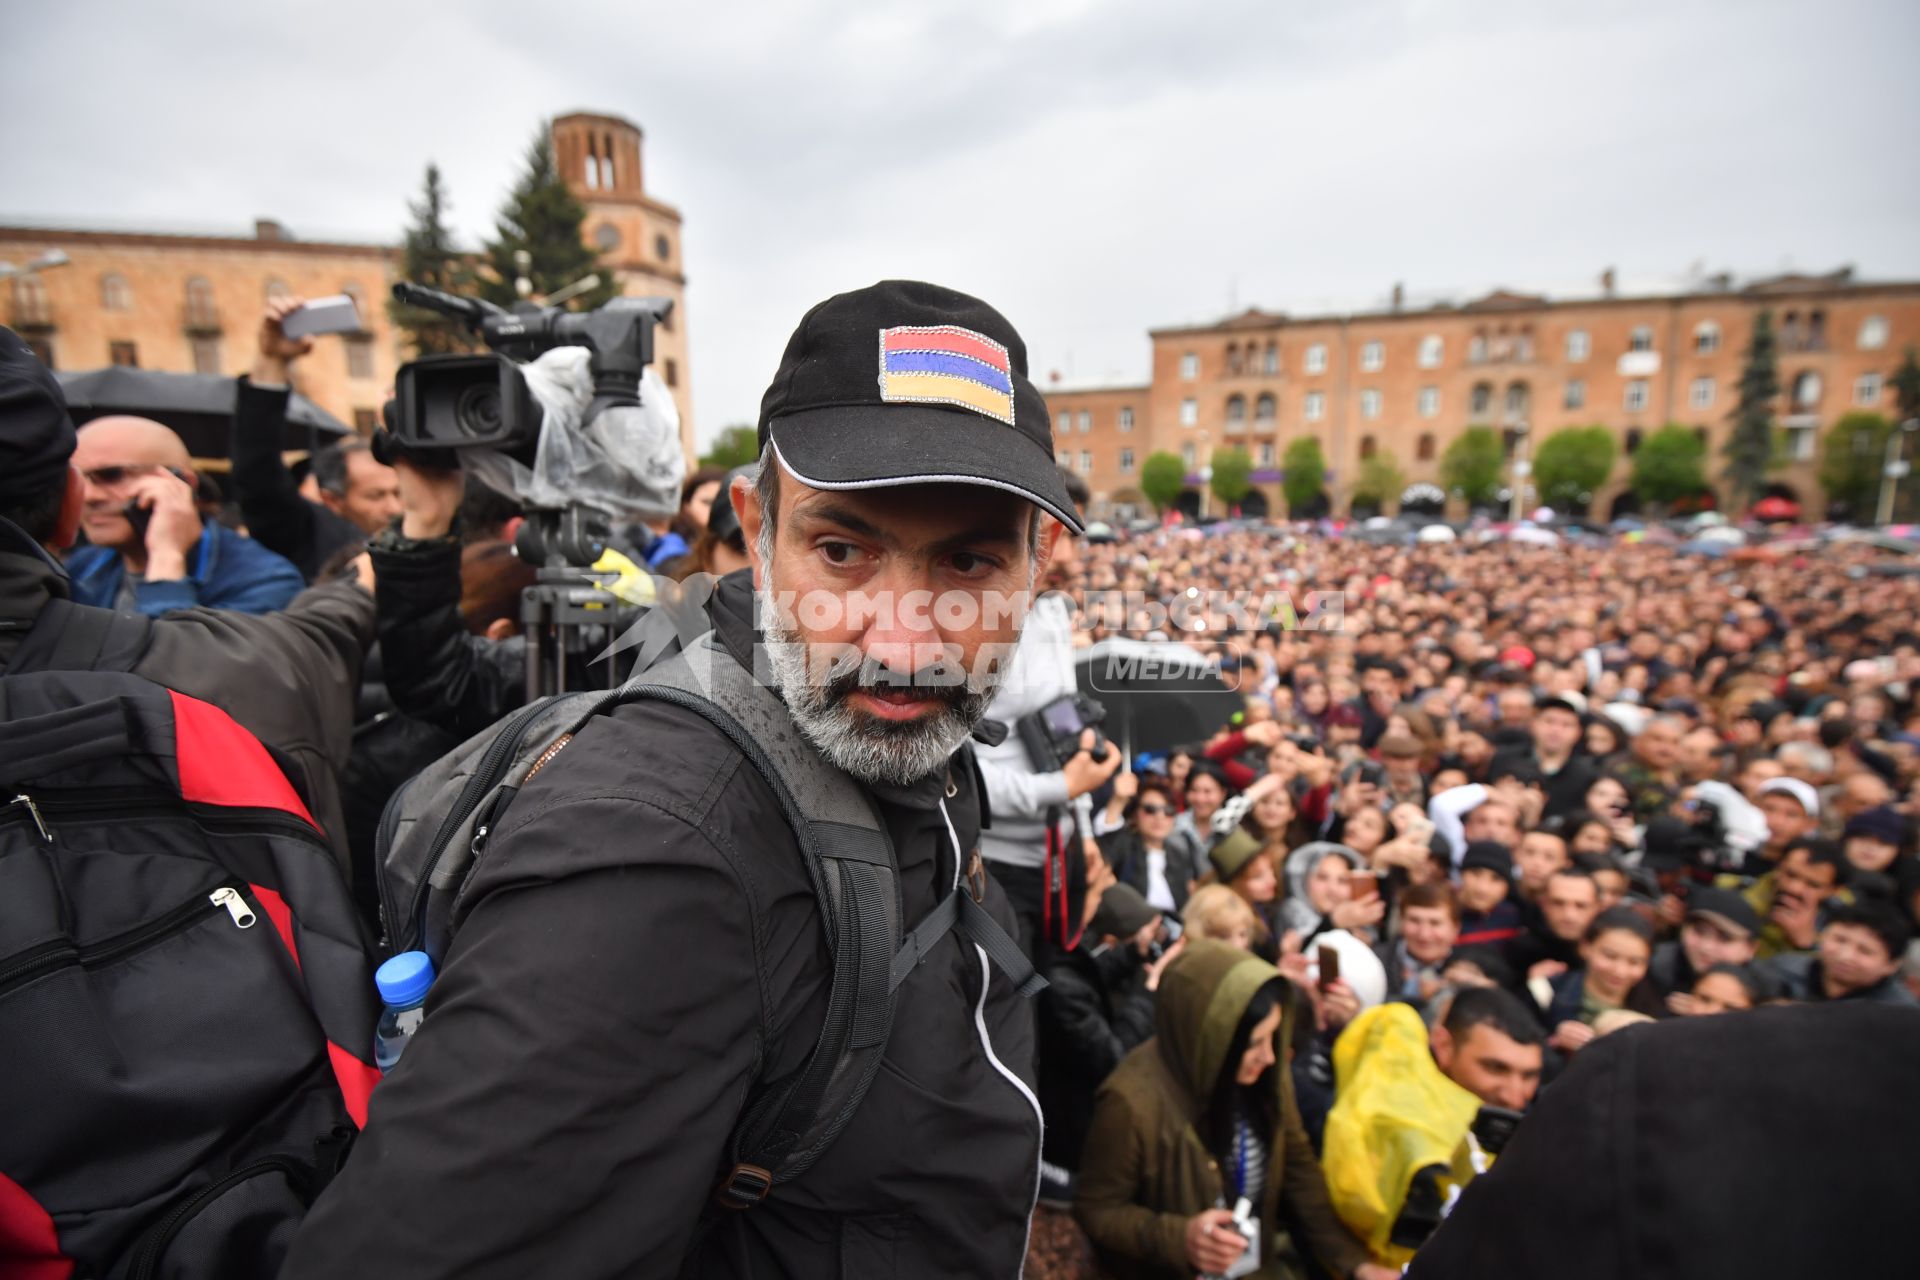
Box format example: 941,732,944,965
1143,845,1177,912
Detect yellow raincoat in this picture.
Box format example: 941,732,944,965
1321,1003,1484,1268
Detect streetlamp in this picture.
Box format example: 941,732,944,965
1876,417,1920,526
0,249,70,281
1508,421,1532,523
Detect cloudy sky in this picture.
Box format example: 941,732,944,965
8,0,1917,447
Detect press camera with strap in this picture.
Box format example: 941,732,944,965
376,629,1044,1210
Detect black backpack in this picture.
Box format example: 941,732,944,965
0,646,382,1280
377,628,1043,1209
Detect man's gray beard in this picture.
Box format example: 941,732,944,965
756,576,1010,789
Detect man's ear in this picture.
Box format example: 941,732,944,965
52,464,85,551
1430,1022,1454,1069
1033,516,1066,578
733,473,766,588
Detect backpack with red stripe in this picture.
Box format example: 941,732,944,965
0,669,381,1280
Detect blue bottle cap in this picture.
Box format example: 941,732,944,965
375,950,436,1007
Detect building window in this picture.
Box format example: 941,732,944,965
1514,329,1534,361
594,224,621,252
1077,410,1092,433
1417,432,1436,461
1305,343,1327,375
1624,379,1649,412
1180,398,1198,427
1180,352,1199,380
1469,383,1492,418
1262,342,1279,375
1359,434,1377,459
1304,391,1325,422
264,278,291,301
1181,443,1196,468
1566,329,1590,362
353,408,379,435
1859,315,1889,350
1564,379,1586,409
1361,341,1384,372
1258,443,1275,466
1629,326,1654,354
1360,389,1381,420
1625,427,1644,454
1118,406,1134,432
1225,344,1243,375
1856,373,1882,407
1418,386,1439,418
656,234,672,263
1690,377,1715,410
1694,321,1721,355
1255,392,1276,424
100,274,132,311
191,337,221,375
1787,425,1818,461
1057,411,1072,434
109,341,139,368
1225,394,1246,426
1120,448,1135,473
184,276,218,330
1791,370,1821,410
664,358,679,388
1807,309,1827,351
346,337,374,379
1418,335,1443,368
1467,333,1488,364
1505,382,1530,420
1078,450,1092,474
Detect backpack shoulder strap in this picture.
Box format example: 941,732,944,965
623,632,900,1208
4,597,154,675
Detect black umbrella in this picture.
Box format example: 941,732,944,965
55,366,351,461
1074,638,1246,757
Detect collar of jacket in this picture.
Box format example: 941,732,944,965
0,516,70,659
703,565,974,814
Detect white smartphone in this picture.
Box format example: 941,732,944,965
281,294,362,339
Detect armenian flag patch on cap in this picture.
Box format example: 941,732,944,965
877,325,1016,426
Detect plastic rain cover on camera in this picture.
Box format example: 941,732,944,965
464,345,685,521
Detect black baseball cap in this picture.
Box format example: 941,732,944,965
1685,886,1762,939
757,280,1083,532
0,327,76,505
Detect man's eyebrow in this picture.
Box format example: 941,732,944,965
927,525,1026,558
795,503,894,548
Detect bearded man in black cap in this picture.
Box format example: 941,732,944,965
0,327,371,867
288,282,1086,1279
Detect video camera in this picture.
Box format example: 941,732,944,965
377,282,678,698
378,282,673,466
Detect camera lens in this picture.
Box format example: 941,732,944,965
455,382,504,439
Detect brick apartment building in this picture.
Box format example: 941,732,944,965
1046,269,1920,521
0,110,697,462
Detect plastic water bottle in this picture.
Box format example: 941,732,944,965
373,951,435,1070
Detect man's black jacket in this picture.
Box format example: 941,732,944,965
285,570,1043,1279
1038,940,1155,1174
230,377,363,581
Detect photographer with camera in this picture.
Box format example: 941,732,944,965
976,466,1124,956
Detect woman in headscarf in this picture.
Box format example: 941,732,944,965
1075,940,1386,1280
1279,842,1385,947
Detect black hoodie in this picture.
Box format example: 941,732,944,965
1408,1004,1920,1279
285,569,1042,1279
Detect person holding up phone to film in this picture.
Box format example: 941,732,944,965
66,415,304,616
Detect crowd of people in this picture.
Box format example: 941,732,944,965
5,279,1919,1279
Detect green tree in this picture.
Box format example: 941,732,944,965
479,127,615,311
1632,423,1709,509
1891,348,1920,523
1210,446,1253,511
1282,437,1328,516
1350,451,1405,515
1722,309,1780,511
1531,425,1616,513
389,163,474,356
1440,426,1504,509
1141,450,1186,514
699,424,760,470
1819,412,1892,520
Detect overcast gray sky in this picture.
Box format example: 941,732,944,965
7,0,1917,447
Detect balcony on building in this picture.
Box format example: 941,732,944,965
9,287,55,332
